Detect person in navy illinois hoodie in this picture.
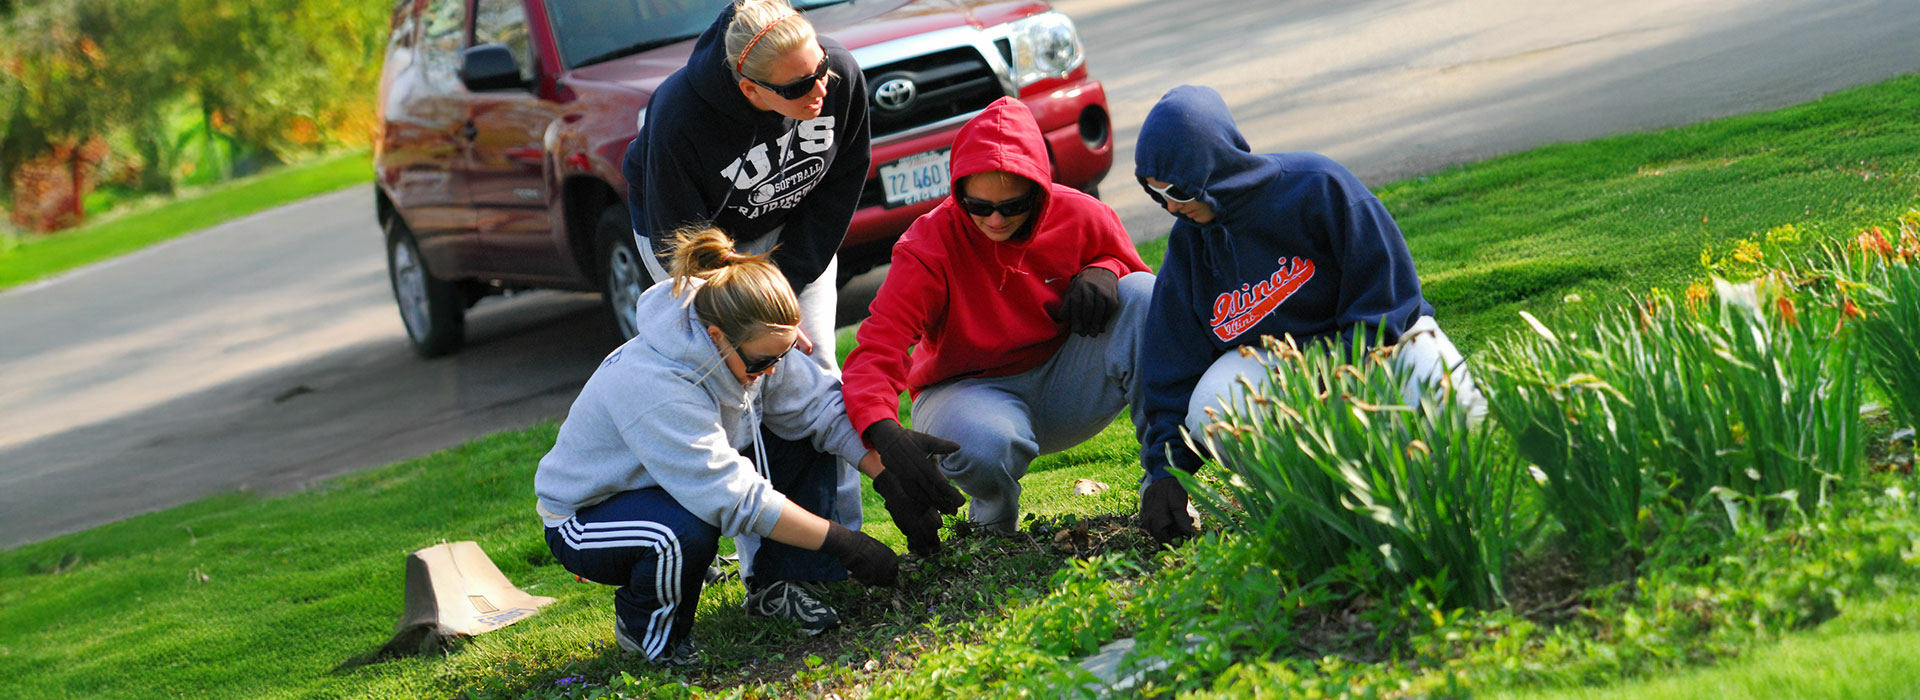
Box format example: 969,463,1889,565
842,97,1153,540
1132,85,1483,546
620,0,870,622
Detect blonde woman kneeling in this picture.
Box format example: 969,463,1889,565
534,227,895,666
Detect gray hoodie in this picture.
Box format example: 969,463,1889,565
533,278,867,537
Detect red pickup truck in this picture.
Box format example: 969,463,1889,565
373,0,1113,356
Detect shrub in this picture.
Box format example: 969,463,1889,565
1827,219,1920,433
1480,271,1865,567
1696,276,1863,517
1182,336,1523,610
1479,310,1654,567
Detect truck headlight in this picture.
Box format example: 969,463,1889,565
1006,12,1083,89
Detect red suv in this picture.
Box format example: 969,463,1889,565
373,0,1113,356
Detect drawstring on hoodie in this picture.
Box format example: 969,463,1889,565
992,244,1034,291
747,394,770,480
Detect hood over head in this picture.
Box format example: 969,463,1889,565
633,276,743,390
947,96,1054,238
1134,85,1282,218
686,3,764,125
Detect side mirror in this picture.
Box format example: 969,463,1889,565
459,44,527,92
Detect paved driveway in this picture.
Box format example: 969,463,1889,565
3,0,1915,548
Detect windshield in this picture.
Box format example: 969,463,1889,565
548,0,850,70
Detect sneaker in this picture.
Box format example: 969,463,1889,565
743,579,840,635
703,553,740,585
613,617,702,667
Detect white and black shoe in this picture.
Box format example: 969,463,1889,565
743,580,840,635
703,553,740,585
614,616,702,667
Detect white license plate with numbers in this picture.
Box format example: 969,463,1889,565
879,148,951,208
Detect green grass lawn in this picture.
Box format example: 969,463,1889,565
4,76,1920,699
0,150,372,291
1493,594,1920,700
1385,75,1920,351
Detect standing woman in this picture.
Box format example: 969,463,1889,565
535,226,896,665
622,0,869,367
621,0,872,598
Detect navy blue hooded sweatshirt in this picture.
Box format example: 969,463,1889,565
622,4,870,293
1134,85,1432,481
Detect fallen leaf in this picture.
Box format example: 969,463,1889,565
1071,478,1110,496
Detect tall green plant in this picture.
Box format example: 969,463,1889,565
1182,337,1522,610
1829,222,1920,433
1481,273,1864,554
1479,313,1651,566
1701,276,1863,516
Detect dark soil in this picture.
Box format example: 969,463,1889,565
683,513,1161,694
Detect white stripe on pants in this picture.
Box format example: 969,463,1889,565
558,518,683,659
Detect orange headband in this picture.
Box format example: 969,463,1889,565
737,13,800,78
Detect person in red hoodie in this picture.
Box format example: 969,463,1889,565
842,97,1154,545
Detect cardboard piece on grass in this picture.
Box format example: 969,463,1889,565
380,541,554,657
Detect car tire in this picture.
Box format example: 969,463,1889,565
385,218,465,357
597,206,652,342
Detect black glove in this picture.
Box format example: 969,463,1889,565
820,521,898,587
874,470,946,556
1140,477,1197,547
863,420,966,514
1051,267,1120,336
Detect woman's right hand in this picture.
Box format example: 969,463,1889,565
820,522,898,586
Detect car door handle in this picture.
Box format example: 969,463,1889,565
459,122,478,141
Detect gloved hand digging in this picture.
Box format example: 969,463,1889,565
819,521,897,586
864,420,967,553
1140,476,1198,546
873,471,946,556
1051,266,1120,336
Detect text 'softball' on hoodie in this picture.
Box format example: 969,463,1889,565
533,278,869,536
1132,85,1433,481
621,3,871,294
839,97,1149,435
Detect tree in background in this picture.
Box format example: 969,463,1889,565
2,0,175,230
2,0,389,231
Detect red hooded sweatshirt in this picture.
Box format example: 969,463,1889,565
842,97,1149,434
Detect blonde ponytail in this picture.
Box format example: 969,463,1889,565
665,224,801,344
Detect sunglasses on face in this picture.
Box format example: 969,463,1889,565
958,191,1039,218
1141,178,1197,203
749,56,829,101
733,337,797,374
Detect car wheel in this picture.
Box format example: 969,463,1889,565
386,218,465,357
597,206,652,342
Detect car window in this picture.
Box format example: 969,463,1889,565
420,0,466,91
474,0,537,83
545,0,726,69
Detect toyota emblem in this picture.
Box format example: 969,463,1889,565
873,77,917,112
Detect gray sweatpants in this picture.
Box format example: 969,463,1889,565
1183,315,1487,444
911,272,1156,531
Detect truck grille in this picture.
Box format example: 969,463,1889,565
861,47,1004,140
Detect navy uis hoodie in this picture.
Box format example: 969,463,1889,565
1134,85,1432,481
621,4,871,293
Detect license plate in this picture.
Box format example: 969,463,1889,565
879,148,951,208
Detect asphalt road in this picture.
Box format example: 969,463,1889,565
3,0,1916,548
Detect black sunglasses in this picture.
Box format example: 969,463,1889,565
958,191,1039,218
748,57,829,101
733,337,797,374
